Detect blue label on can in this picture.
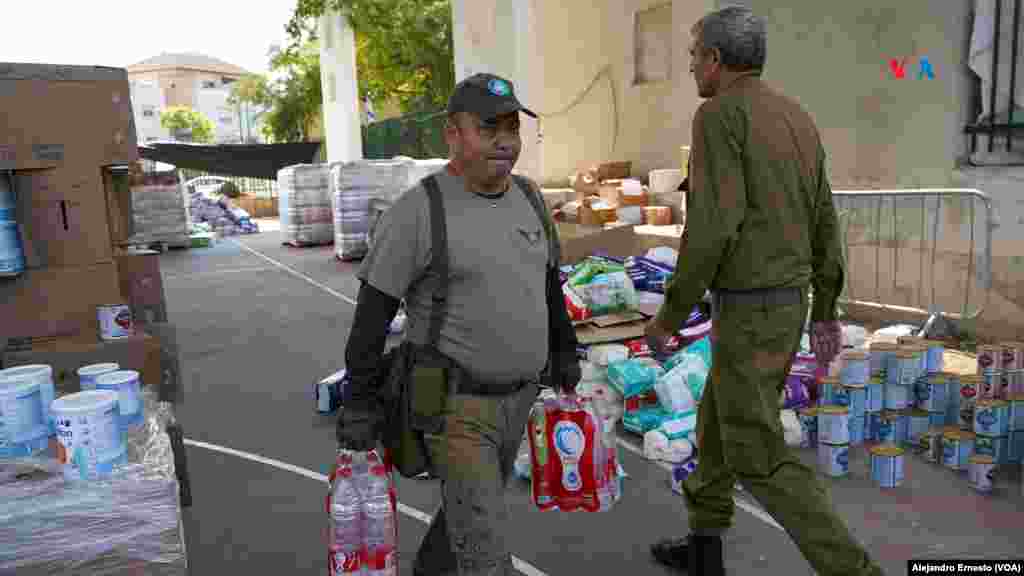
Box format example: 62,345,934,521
836,448,849,471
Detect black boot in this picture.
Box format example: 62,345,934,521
650,534,725,574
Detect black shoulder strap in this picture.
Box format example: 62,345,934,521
421,175,448,348
511,174,559,268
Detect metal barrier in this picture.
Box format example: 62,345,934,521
831,188,996,334
177,168,279,199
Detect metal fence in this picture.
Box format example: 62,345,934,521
832,188,996,331
176,168,278,199
362,110,448,160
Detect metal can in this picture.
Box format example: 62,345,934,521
848,412,865,446
924,340,945,374
928,411,946,429
866,377,884,413
798,407,819,448
967,454,996,493
845,384,867,419
840,351,870,386
958,374,981,430
975,434,1010,465
876,411,900,445
818,377,839,406
974,399,1011,437
817,405,850,445
864,412,881,443
977,345,1003,374
832,383,851,408
870,342,898,377
1010,396,1024,432
915,373,948,413
870,445,905,488
890,351,919,388
981,370,1001,400
944,372,962,426
817,442,849,478
97,304,135,340
1010,430,1024,463
885,382,911,411
1008,370,1024,398
919,428,944,463
907,409,930,445
942,430,975,471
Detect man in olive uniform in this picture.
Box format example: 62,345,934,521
645,7,883,576
336,73,581,576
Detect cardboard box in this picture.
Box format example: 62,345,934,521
0,62,138,170
0,261,124,342
11,166,114,268
1,333,162,392
115,251,168,325
598,180,648,208
557,223,640,265
634,224,685,253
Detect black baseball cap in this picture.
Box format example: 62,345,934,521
447,73,537,121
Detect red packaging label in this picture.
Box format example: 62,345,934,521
626,339,653,357
328,546,364,574
564,285,592,322
547,406,599,512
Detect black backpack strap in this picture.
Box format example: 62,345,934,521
421,175,448,348
511,174,559,268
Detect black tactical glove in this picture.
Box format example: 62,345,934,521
336,401,381,452
558,358,582,394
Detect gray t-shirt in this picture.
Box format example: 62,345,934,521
358,169,551,384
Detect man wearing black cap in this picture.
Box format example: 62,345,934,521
337,73,581,575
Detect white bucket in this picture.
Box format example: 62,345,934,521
78,363,121,391
51,390,127,481
0,374,50,458
0,364,56,437
93,370,144,430
649,169,684,195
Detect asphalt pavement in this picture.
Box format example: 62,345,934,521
162,227,1024,575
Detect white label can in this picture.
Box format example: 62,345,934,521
817,406,850,445
97,304,135,340
967,454,996,493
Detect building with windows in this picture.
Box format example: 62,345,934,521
127,52,267,144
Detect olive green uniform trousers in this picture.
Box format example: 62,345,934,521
414,380,539,576
683,288,884,576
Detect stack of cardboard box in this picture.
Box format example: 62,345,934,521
0,63,165,392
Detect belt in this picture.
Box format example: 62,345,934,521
450,367,536,397
713,286,802,309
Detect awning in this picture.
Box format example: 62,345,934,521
137,141,323,180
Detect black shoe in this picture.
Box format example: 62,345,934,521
650,534,725,574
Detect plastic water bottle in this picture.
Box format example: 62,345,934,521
329,451,365,575
362,451,397,576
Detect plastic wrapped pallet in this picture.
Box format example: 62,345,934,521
0,386,187,575
330,158,417,261
364,158,449,250
128,184,190,246
277,163,334,247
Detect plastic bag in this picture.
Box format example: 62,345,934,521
574,271,639,316
644,430,695,463
625,256,674,293
623,405,674,435
656,351,708,412
527,393,620,512
606,359,664,399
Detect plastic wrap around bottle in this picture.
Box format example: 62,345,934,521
328,449,398,576
527,393,620,513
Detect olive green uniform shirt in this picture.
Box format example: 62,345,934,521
657,71,845,328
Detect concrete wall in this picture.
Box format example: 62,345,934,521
129,78,169,143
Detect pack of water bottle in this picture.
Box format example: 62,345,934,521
527,390,622,512
327,449,398,575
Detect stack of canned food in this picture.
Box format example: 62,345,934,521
796,338,1024,493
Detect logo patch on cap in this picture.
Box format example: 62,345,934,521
487,78,511,96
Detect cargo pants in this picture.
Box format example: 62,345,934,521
682,287,884,576
414,378,539,576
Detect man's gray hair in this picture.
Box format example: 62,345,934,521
693,6,767,71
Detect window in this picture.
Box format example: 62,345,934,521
634,3,673,85
222,77,236,86
202,80,217,89
220,116,234,125
328,73,337,103
142,106,156,118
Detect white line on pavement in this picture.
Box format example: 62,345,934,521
231,240,358,306
226,239,785,534
163,266,277,281
183,438,549,576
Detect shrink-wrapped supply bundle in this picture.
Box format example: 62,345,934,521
129,184,190,245
277,164,333,247
330,158,416,261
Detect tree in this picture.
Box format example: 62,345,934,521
229,43,323,143
228,74,273,108
160,107,215,143
287,0,454,114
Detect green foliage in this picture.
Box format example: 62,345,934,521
228,43,323,143
287,0,454,115
160,107,215,143
228,74,273,107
